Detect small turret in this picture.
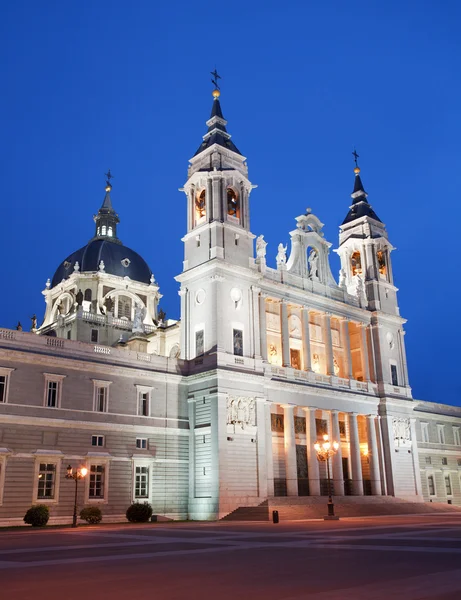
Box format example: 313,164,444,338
92,170,121,244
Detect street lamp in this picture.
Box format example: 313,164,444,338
314,434,340,520
66,465,88,528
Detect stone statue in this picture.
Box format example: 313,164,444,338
30,314,37,330
312,353,320,373
308,248,319,280
339,268,346,288
16,321,22,331
76,289,83,306
256,235,267,259
276,243,287,267
133,303,145,332
45,278,51,289
57,301,65,315
158,308,166,323
150,274,156,285
73,261,80,273
98,260,105,273
333,357,340,376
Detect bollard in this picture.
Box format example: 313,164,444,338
272,510,279,524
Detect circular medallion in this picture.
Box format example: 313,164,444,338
195,289,206,305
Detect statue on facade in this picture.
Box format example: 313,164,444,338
158,308,166,323
76,289,83,306
73,261,80,273
16,322,22,331
132,303,145,332
30,314,37,330
308,248,319,280
333,357,340,376
276,243,287,267
103,296,114,313
57,301,65,315
98,260,105,273
338,268,347,288
256,235,267,259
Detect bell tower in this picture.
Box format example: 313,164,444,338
180,83,256,272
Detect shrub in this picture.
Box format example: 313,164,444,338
126,502,153,523
24,504,50,527
80,506,102,524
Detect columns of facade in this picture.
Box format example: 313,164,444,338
212,177,222,221
348,412,364,495
398,329,409,387
366,415,382,496
187,186,194,230
301,307,312,371
323,312,334,376
304,407,320,495
282,404,298,496
259,294,268,361
179,288,188,359
264,402,275,496
330,410,345,496
251,287,261,359
360,324,371,381
340,318,353,379
280,301,290,367
255,398,268,498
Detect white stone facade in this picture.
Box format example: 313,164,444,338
0,90,460,524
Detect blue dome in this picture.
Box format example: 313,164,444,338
51,239,152,287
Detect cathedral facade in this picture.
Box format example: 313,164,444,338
0,88,460,524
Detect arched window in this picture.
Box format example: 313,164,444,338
101,225,107,236
350,251,362,276
84,289,92,302
107,226,113,237
227,188,239,218
195,189,206,222
377,250,387,278
118,295,132,320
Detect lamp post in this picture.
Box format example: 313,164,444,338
66,465,88,528
314,434,340,520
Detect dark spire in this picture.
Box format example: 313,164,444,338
194,81,242,157
342,163,382,225
91,171,122,244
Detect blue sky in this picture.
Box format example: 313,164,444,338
1,1,460,404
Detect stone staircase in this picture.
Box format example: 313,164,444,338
221,496,461,521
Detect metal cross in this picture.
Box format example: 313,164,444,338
352,149,359,167
211,69,221,90
105,169,114,184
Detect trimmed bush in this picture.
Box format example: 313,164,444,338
126,502,153,523
24,504,50,527
80,506,102,524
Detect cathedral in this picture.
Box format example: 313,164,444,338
0,84,460,524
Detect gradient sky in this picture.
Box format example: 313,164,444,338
1,1,460,405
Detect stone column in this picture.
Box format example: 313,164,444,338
366,415,382,496
360,324,371,381
280,301,290,367
252,287,261,359
348,412,363,495
212,177,221,221
255,398,268,498
301,307,312,371
259,294,268,361
398,329,409,387
264,402,275,496
179,288,188,359
330,410,344,496
206,178,213,221
341,318,353,379
282,404,298,496
323,312,334,376
304,407,320,495
187,186,194,230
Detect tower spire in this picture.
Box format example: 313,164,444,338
92,170,121,244
342,153,382,224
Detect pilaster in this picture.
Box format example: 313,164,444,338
281,404,298,496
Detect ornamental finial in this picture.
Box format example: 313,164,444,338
352,149,360,174
211,68,221,98
104,169,113,192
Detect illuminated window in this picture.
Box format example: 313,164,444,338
377,250,387,277
135,466,149,499
89,465,105,499
350,251,362,276
195,189,206,222
37,463,56,499
227,188,240,218
107,226,113,237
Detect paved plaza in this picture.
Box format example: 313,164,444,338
1,514,461,599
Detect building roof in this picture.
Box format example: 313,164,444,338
194,91,242,157
342,168,382,225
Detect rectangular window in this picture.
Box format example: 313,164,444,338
91,329,99,343
442,457,448,466
37,463,56,499
89,465,105,499
453,428,461,446
339,420,347,439
390,364,398,386
135,466,149,499
445,476,452,496
437,425,446,445
136,438,147,449
0,375,6,403
91,435,104,447
421,423,429,443
233,329,243,356
46,381,58,408
425,456,432,465
95,387,108,413
428,475,436,496
138,392,149,417
195,329,204,357
316,418,328,438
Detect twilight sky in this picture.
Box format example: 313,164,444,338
1,1,460,405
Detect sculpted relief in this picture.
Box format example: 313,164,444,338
393,417,412,448
227,397,256,431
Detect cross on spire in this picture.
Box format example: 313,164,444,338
352,149,360,168
105,169,114,187
211,69,221,91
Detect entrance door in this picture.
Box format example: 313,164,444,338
296,444,309,496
